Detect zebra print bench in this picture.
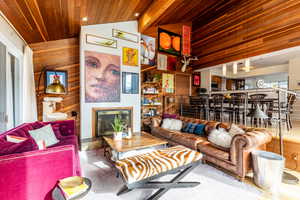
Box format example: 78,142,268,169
115,145,202,200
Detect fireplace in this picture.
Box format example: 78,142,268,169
92,107,133,137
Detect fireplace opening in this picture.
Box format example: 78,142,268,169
92,107,133,137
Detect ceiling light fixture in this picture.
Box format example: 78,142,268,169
245,58,250,72
222,64,227,76
134,13,140,17
82,17,88,22
233,62,238,74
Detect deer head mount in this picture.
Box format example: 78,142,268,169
181,55,198,72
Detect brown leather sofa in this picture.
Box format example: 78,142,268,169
151,116,272,181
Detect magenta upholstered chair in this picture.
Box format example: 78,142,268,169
0,120,81,200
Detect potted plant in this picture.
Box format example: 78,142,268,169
111,115,124,141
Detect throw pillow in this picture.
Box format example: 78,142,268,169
193,124,206,136
162,113,177,119
0,138,38,156
28,124,59,147
161,118,183,131
6,135,28,143
161,118,173,129
229,124,245,137
188,123,197,133
208,128,232,150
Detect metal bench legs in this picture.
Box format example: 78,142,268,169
117,164,200,200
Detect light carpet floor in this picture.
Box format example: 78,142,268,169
79,149,262,200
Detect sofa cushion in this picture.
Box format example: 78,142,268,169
208,128,232,151
194,124,206,136
198,143,230,161
0,138,38,156
170,132,207,150
29,124,59,147
151,127,178,139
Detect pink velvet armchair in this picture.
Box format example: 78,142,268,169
0,120,81,200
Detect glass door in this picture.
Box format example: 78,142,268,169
0,42,21,132
0,41,7,132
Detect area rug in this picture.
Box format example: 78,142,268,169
79,149,262,200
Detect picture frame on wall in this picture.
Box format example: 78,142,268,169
141,34,156,66
112,29,139,43
86,34,117,48
158,28,181,56
45,70,68,94
122,72,139,94
122,47,138,66
162,73,174,93
193,74,201,86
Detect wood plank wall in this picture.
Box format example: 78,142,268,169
192,0,300,69
29,38,80,135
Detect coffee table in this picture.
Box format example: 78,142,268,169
103,132,168,161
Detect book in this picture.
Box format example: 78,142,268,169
58,176,88,199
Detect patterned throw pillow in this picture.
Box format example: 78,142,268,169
29,124,59,147
182,123,197,133
193,124,206,136
229,124,245,137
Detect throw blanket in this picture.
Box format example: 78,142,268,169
116,146,202,184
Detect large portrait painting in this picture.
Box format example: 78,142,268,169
85,51,120,102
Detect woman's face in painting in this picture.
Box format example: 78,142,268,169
85,51,120,101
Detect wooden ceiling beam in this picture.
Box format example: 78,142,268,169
138,0,180,33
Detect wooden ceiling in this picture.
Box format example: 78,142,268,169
0,0,153,44
0,0,240,44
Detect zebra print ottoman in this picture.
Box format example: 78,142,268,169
115,145,202,200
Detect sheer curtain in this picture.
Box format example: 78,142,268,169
22,45,37,122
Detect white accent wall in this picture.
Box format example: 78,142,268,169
80,21,141,139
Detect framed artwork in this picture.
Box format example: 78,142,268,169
86,34,117,48
112,29,139,43
122,47,138,66
122,72,139,94
193,74,201,86
141,34,156,65
157,53,167,70
45,70,68,94
182,25,191,56
162,73,174,93
84,51,120,102
167,56,177,71
158,28,181,56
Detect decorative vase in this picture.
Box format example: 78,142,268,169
114,132,123,141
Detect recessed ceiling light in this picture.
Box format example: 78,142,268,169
134,13,140,17
82,17,88,22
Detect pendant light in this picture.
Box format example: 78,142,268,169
222,64,227,76
233,62,237,74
